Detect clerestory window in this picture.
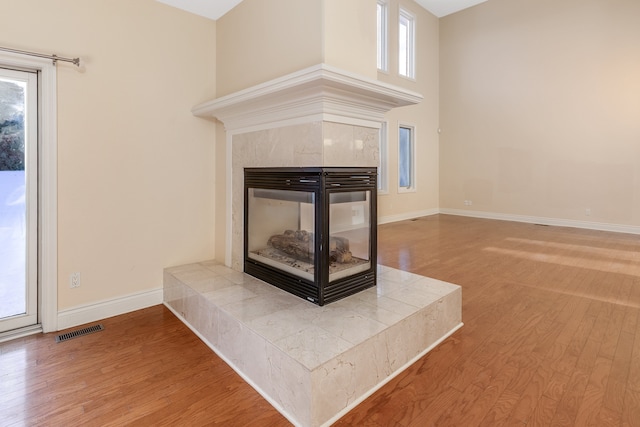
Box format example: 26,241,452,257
377,0,388,72
398,8,415,79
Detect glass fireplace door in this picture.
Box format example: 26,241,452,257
328,191,372,282
246,188,316,281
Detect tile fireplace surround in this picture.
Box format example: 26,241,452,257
164,260,462,427
162,65,463,426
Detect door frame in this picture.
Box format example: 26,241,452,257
0,50,57,335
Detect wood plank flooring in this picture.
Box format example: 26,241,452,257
2,214,639,426
336,215,640,427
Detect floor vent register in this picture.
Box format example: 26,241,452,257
55,324,104,343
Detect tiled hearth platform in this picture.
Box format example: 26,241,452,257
164,260,462,427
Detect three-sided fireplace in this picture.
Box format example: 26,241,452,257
244,167,377,305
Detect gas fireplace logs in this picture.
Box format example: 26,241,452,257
267,230,353,263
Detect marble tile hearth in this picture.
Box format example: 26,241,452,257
164,261,462,427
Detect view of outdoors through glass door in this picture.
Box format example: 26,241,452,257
0,67,38,333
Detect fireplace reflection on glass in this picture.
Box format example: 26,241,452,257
244,167,377,305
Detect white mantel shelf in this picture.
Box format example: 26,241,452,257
192,64,423,132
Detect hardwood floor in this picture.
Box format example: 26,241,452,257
2,214,639,426
336,215,640,427
0,305,285,426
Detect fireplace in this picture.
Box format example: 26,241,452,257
244,167,377,305
171,65,463,427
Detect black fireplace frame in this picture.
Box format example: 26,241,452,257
244,167,377,306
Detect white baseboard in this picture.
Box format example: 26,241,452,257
439,208,640,235
57,288,163,331
378,208,439,225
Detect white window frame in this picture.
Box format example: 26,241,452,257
378,121,388,194
398,124,416,193
377,0,388,72
398,8,416,79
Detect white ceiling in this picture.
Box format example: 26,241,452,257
414,0,488,17
156,0,243,21
157,0,488,21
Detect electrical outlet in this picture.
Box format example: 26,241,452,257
70,272,81,288
585,208,591,216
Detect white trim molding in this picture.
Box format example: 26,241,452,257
377,208,640,236
192,63,423,133
57,288,163,331
378,208,439,225
440,208,640,235
39,58,58,333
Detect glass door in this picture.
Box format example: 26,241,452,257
0,67,38,332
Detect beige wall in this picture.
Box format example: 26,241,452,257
0,0,217,310
322,0,378,79
378,0,440,221
10,0,632,319
440,0,640,226
216,0,379,96
216,0,323,96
